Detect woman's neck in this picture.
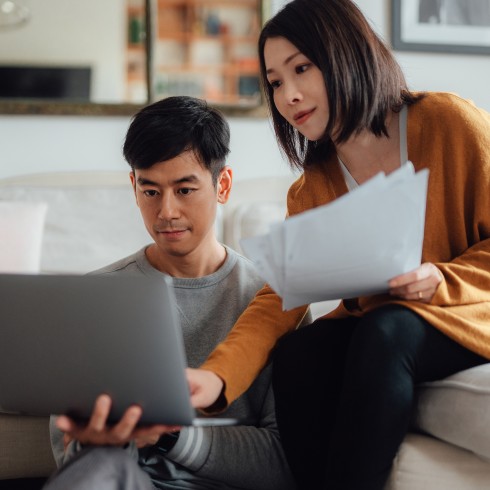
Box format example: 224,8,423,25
335,111,400,185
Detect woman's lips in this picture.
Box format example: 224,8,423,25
293,108,314,125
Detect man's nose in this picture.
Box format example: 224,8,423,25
158,194,180,220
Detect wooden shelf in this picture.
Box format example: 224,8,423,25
158,0,259,6
157,33,257,43
126,0,261,108
155,63,258,73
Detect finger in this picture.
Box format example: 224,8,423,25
389,271,417,289
88,394,112,432
389,263,436,288
63,432,74,449
134,433,160,448
186,368,199,393
133,425,179,448
405,288,434,302
56,415,75,433
110,405,143,443
191,390,215,409
389,275,435,297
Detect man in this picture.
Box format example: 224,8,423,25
45,96,299,490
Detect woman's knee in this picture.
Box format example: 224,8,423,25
353,305,428,354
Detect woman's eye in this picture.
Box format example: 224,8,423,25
296,63,310,74
269,80,281,90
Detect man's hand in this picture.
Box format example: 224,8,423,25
56,394,180,448
186,368,224,409
389,262,443,303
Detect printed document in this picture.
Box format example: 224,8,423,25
241,163,429,310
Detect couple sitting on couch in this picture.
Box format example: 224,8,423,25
45,90,486,490
46,92,490,490
47,0,490,488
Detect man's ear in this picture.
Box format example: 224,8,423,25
217,166,232,204
129,171,139,207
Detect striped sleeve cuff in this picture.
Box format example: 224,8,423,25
164,426,212,471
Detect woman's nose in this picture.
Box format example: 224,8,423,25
285,84,302,105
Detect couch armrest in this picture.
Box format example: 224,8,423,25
0,414,55,479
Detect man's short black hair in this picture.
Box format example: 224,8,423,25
123,96,230,185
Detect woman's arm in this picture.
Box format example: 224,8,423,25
194,284,309,410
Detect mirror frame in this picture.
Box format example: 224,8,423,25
0,0,267,117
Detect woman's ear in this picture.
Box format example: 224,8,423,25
217,166,233,204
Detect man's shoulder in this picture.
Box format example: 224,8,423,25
226,246,255,268
225,246,263,285
89,248,147,276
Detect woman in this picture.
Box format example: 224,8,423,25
188,1,490,488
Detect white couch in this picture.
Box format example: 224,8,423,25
1,171,490,488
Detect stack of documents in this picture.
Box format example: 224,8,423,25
241,163,429,310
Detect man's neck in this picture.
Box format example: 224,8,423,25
145,240,227,279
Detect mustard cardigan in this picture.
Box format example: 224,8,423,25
202,92,490,406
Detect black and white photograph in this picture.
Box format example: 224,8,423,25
392,0,490,54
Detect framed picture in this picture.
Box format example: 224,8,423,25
391,0,490,55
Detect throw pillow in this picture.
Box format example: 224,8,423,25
0,201,47,273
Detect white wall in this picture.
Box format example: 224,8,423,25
1,0,489,181
0,0,126,102
0,114,289,181
356,0,490,110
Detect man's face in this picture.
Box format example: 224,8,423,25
130,151,230,260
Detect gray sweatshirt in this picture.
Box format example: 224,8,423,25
50,246,296,490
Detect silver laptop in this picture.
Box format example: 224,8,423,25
0,273,236,427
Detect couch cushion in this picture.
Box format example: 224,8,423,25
224,201,286,254
414,363,490,460
0,201,47,273
0,414,55,479
0,185,150,273
385,433,490,490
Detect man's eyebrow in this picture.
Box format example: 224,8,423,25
136,174,200,186
266,51,302,75
136,176,158,186
173,174,200,185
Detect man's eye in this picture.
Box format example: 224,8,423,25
178,188,194,195
143,190,158,197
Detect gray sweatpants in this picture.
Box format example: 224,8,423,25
43,447,155,490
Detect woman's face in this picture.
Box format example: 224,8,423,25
264,36,329,141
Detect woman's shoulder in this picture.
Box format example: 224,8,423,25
411,91,490,126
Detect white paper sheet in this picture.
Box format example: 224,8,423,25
241,163,429,310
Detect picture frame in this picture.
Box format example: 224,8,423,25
391,0,490,55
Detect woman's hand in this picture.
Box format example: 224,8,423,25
186,368,224,409
56,394,180,448
389,262,443,303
